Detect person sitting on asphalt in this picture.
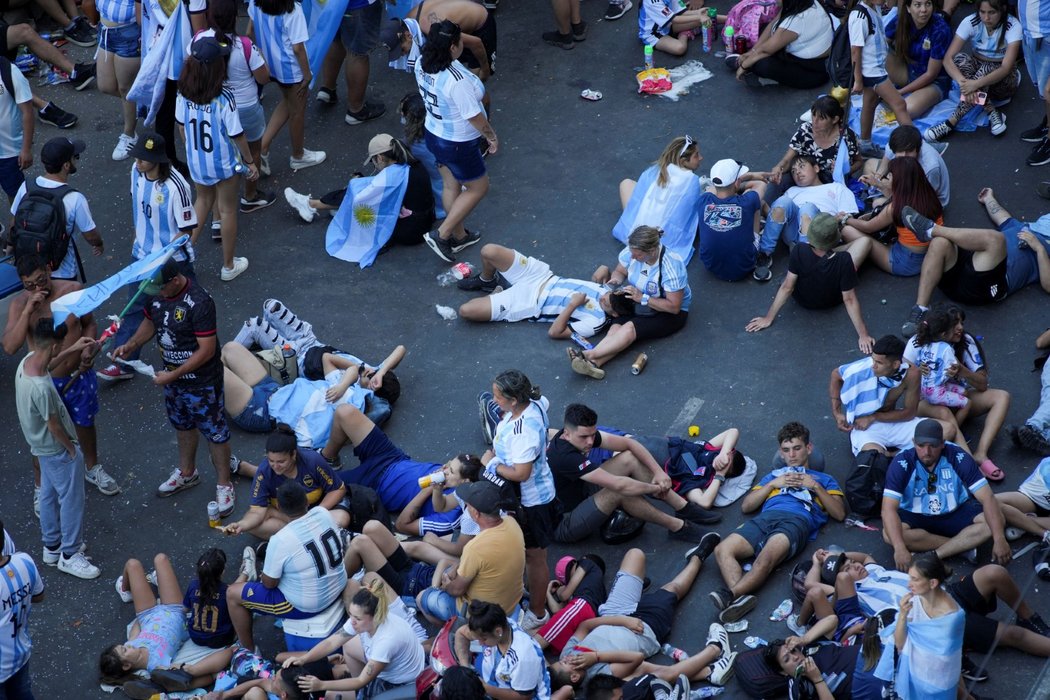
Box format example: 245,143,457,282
899,187,1050,337
1008,327,1050,457
534,554,609,654
881,419,1011,571
829,334,955,457
746,213,875,354
455,600,552,700
342,518,446,602
860,125,950,207
545,403,721,546
993,454,1050,544
709,441,845,624
768,94,862,190
696,158,768,282
456,243,631,339
547,540,733,690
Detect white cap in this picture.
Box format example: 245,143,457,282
709,159,749,187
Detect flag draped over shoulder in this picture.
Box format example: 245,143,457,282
128,1,190,126
50,235,189,327
267,379,371,448
612,164,701,265
875,605,963,700
832,136,850,185
303,0,352,89
325,164,410,268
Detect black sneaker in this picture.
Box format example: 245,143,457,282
718,594,757,623
150,668,194,692
572,21,587,41
684,531,721,563
901,206,935,242
753,252,772,282
709,587,733,611
961,654,989,682
542,31,574,49
604,0,633,20
451,229,481,253
71,62,95,91
316,87,337,104
901,304,926,338
676,502,722,525
424,231,456,262
65,17,97,47
345,101,386,125
669,520,705,542
458,274,501,292
1019,612,1050,638
254,541,268,566
38,102,77,129
483,0,499,9
1028,138,1050,167
1017,425,1050,456
121,680,169,700
725,54,741,70
240,189,277,213
1021,117,1048,143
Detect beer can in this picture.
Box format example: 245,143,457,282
207,501,221,528
631,353,648,375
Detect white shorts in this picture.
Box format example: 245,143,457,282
488,253,552,323
849,417,924,455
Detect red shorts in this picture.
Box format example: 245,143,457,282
538,598,596,654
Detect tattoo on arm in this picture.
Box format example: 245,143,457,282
363,662,375,679
986,202,1002,216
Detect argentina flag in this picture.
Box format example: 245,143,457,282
50,235,189,327
303,0,352,88
612,164,701,265
325,164,410,268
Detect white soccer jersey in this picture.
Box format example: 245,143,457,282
131,164,197,262
414,59,486,142
263,507,347,613
175,88,244,186
0,552,43,681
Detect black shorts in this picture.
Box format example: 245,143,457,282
624,310,688,342
939,249,1008,306
553,496,610,544
302,345,340,381
521,500,560,550
633,589,677,643
898,499,983,538
458,13,497,73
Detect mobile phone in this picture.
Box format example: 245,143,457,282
974,91,988,105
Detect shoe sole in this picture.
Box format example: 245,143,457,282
451,236,481,253
150,670,194,692
39,116,78,129
156,477,200,498
221,264,250,281
1022,133,1048,143
1018,426,1050,455
708,590,730,612
570,355,605,379
1028,154,1050,167
73,76,95,91
424,233,456,262
96,372,133,382
240,199,277,213
710,660,735,686
87,478,121,496
290,157,326,172
478,393,494,444
718,595,757,623
544,37,574,49
604,1,632,19
753,270,771,282
65,38,97,48
345,112,384,125
57,562,101,579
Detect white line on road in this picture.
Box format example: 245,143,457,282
666,397,705,436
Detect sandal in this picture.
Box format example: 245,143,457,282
566,346,605,380
978,459,1005,482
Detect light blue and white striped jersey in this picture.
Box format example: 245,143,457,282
481,620,552,700
1019,457,1050,511
414,59,486,142
390,18,423,73
1019,0,1050,39
139,0,206,80
537,277,608,338
96,0,135,24
130,164,197,263
0,64,31,160
492,397,554,507
617,244,693,312
855,563,909,615
0,552,43,682
262,507,347,613
837,356,908,423
175,88,244,186
248,0,309,84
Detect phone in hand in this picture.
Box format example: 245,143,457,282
974,91,988,105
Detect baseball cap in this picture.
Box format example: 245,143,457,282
143,258,182,295
709,159,749,187
41,137,86,169
807,214,841,251
455,481,501,516
554,556,576,584
190,35,232,64
129,133,169,164
820,553,847,585
363,134,396,166
914,418,944,445
379,19,408,62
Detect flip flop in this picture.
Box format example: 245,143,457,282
978,459,1005,482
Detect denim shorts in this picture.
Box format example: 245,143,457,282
99,22,141,59
418,586,466,621
862,74,889,89
231,376,279,433
339,1,382,56
238,102,265,143
424,131,486,183
889,242,926,277
0,155,23,199
1024,35,1050,95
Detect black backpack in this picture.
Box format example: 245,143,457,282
844,448,891,517
826,7,874,89
10,179,74,270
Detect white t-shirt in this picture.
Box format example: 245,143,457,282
481,622,551,700
778,3,834,59
191,30,266,108
786,182,859,214
0,67,31,160
341,595,428,642
414,60,486,143
11,176,96,280
263,507,347,613
355,614,426,684
849,4,889,78
955,13,1022,61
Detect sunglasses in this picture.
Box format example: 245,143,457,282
925,469,938,494
680,135,695,158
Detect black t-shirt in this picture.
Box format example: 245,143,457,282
403,160,435,218
547,430,603,511
788,245,858,310
787,643,859,700
144,279,221,386
572,558,607,609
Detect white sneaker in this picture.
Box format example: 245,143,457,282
156,467,200,497
114,575,133,603
229,454,243,477
111,133,136,161
708,651,737,686
221,257,250,282
33,486,40,519
260,152,271,176
217,483,235,517
284,188,317,223
42,541,86,566
520,608,549,634
239,546,258,582
786,613,808,636
85,464,121,495
58,551,101,579
290,148,326,172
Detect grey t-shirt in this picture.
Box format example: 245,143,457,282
883,141,950,206
561,624,660,680
15,353,75,457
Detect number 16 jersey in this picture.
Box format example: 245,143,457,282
175,87,244,186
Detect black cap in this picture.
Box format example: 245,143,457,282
914,419,944,446
820,554,847,585
129,132,169,163
143,258,182,295
379,19,407,62
455,481,501,516
41,137,85,169
190,35,232,63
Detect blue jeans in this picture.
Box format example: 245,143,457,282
0,660,34,699
39,447,86,556
112,258,196,360
758,195,819,255
1026,359,1050,441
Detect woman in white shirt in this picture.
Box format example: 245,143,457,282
728,0,833,89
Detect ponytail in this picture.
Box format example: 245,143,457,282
420,20,461,74
352,578,389,626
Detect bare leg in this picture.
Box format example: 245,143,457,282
114,55,140,137
873,81,912,126
344,54,371,113
207,439,233,487
322,404,375,461
8,24,76,73
122,558,156,614
320,41,346,93
619,179,637,209
154,552,183,605
437,175,489,242
933,521,991,558
549,0,579,34
191,183,217,247
526,547,549,617
637,644,722,682
176,429,199,475
216,176,241,269
713,534,754,590
75,424,98,470
660,552,702,600
927,222,1007,272
584,322,637,367
729,534,791,597
845,235,873,270
227,583,255,650
914,238,957,307
968,389,1010,464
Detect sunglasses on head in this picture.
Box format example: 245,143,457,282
680,135,695,158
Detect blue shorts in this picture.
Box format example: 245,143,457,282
832,595,866,642
862,74,890,88
339,1,382,56
52,371,99,428
238,102,265,143
734,510,811,559
999,218,1050,293
98,21,141,59
424,131,486,183
1024,35,1050,95
349,425,408,490
889,243,925,277
231,376,279,433
898,498,983,538
418,586,466,621
0,155,23,199
238,583,317,619
163,382,230,443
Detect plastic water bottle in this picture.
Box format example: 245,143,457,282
690,689,725,699
743,636,768,649
644,45,654,70
701,21,710,52
770,599,793,621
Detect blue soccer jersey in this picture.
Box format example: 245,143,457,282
175,88,243,186
754,467,844,533
96,0,135,23
883,444,987,516
492,398,554,507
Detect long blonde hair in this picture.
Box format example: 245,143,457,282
655,136,698,187
351,578,389,627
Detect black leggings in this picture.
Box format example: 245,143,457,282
750,50,829,89
155,79,188,175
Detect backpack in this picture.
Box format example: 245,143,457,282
723,0,779,48
826,7,874,89
844,448,891,517
791,561,812,604
9,180,73,270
